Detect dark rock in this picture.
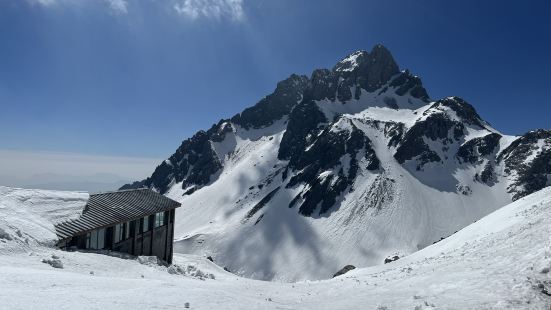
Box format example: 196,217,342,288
383,96,399,109
284,119,379,216
253,214,264,225
231,74,309,129
431,97,485,128
183,186,197,196
394,113,463,165
0,228,12,241
384,255,400,264
245,187,280,220
278,100,327,162
479,162,497,185
332,265,356,278
390,70,429,101
360,44,400,92
305,69,338,102
120,128,223,194
498,129,551,199
42,258,63,269
328,45,407,102
385,122,405,147
457,133,502,164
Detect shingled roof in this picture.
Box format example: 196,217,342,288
55,188,181,240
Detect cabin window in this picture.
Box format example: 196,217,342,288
86,228,106,249
124,221,130,239
143,216,150,232
131,220,138,236
85,233,90,248
97,228,105,248
114,223,123,243
154,211,165,228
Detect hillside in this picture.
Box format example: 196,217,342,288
1,186,550,309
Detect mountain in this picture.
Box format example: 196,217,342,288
122,44,551,281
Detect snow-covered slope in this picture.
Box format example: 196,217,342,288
123,44,551,281
1,186,550,309
0,186,88,254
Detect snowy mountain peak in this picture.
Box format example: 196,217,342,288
333,50,368,72
122,46,550,281
333,44,396,73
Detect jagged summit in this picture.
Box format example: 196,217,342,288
333,44,397,74
303,44,428,103
333,50,368,72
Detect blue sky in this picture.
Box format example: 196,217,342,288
0,0,550,186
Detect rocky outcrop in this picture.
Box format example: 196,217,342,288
457,133,502,164
231,74,309,129
498,130,551,199
394,112,464,168
389,70,429,101
285,118,379,216
332,265,356,278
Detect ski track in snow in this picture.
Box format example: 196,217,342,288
0,186,550,309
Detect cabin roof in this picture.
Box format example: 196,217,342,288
55,188,181,240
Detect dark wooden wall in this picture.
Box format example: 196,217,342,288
62,209,176,264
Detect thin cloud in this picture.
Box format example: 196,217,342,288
26,0,129,14
27,0,56,6
25,0,246,20
0,150,159,184
105,0,128,14
173,0,245,21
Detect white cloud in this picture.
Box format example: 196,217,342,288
174,0,245,21
105,0,128,14
28,0,57,6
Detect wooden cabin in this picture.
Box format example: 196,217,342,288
55,188,181,264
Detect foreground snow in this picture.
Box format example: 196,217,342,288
0,186,550,309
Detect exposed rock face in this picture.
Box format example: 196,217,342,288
498,129,551,200
231,74,309,129
285,118,379,216
278,100,327,163
394,112,464,168
384,256,400,264
431,96,485,128
332,265,356,278
457,133,502,164
389,70,429,101
121,128,222,194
